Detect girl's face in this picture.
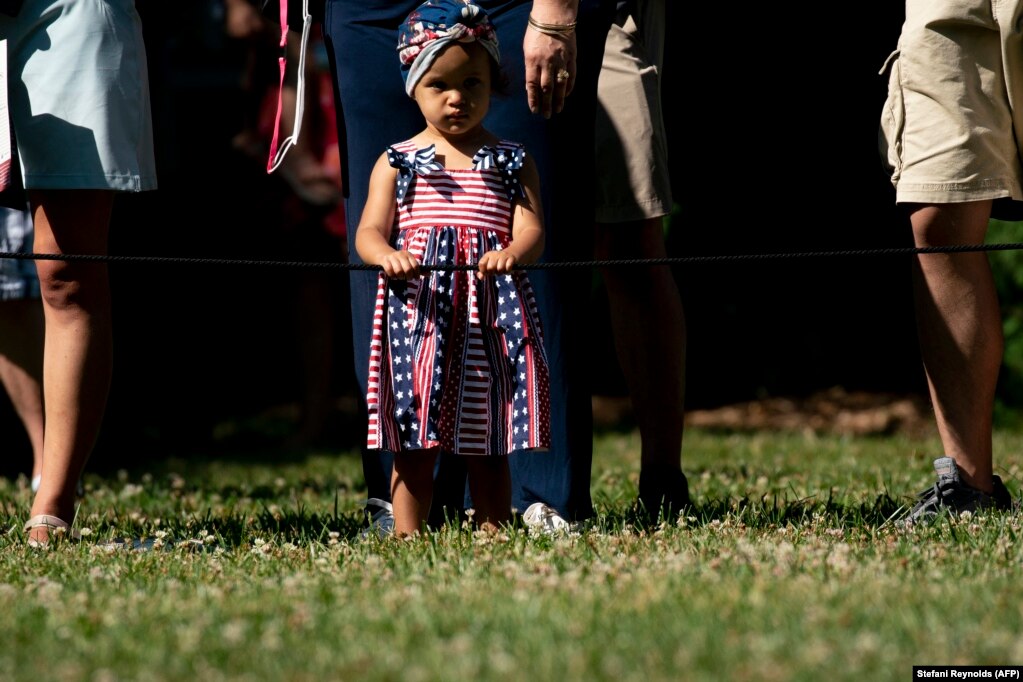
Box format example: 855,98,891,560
413,41,492,140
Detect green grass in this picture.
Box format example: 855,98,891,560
2,428,1023,681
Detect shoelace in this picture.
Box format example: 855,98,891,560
915,478,993,511
915,481,953,506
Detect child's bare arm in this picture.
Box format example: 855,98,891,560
478,154,545,278
355,154,420,279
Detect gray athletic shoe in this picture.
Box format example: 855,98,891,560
902,457,1012,523
360,498,394,539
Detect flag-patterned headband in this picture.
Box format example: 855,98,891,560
398,0,500,97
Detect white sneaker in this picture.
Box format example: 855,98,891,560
522,502,570,534
361,498,394,539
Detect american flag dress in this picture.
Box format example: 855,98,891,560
366,139,551,456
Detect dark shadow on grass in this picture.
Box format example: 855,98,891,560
592,490,907,532
101,503,370,546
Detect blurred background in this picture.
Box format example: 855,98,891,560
4,1,991,479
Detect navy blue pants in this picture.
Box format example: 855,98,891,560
323,0,613,520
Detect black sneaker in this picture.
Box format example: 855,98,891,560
637,466,691,522
902,457,1012,523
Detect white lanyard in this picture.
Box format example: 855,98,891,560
266,0,312,174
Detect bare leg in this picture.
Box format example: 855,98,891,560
27,190,114,537
595,218,687,509
0,299,45,480
465,456,511,532
909,201,1000,491
391,449,439,536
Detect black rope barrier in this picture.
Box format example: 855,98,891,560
3,242,1023,270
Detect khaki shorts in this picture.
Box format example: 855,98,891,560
880,0,1023,204
594,0,671,223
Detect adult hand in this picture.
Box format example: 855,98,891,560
523,18,577,119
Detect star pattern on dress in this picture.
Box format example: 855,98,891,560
368,141,549,456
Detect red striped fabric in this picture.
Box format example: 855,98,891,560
365,140,551,457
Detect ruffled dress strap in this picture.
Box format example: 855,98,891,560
472,142,525,201
387,144,443,205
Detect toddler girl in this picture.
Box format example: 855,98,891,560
355,0,551,536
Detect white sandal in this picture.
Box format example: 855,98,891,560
23,515,81,547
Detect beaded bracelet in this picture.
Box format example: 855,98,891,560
527,14,577,36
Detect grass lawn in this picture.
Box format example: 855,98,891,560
2,427,1022,682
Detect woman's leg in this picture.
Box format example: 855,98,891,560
0,299,45,483
27,189,114,538
324,1,428,512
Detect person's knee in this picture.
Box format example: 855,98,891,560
909,202,992,246
596,222,668,296
595,220,639,257
35,261,93,313
595,217,667,257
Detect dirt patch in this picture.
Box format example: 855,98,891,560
593,386,935,438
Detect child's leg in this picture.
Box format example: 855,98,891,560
465,457,512,532
391,449,439,536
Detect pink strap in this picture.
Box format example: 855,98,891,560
266,1,289,173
